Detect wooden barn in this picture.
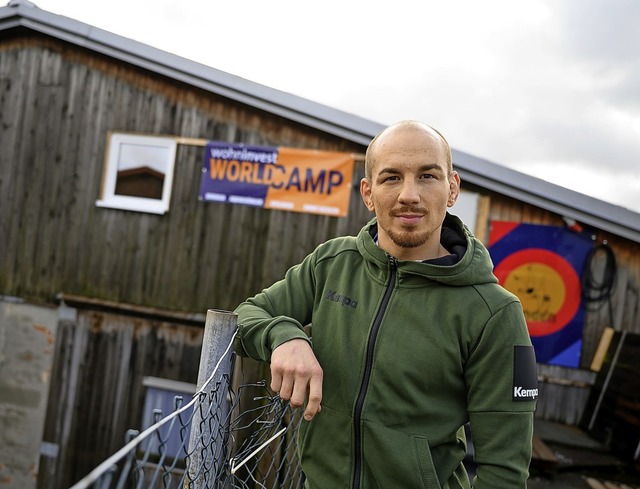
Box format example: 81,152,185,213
0,1,639,487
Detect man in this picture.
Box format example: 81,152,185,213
235,120,538,488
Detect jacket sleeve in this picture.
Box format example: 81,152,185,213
234,251,318,362
465,300,538,489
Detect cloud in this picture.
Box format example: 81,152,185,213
557,0,640,64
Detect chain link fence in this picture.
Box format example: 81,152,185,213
70,310,304,489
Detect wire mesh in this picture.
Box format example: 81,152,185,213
69,343,304,489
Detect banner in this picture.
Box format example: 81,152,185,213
198,142,354,217
488,222,593,367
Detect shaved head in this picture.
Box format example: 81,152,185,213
365,121,453,180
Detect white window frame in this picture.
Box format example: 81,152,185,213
96,132,177,214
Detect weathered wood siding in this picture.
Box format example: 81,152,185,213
37,307,204,489
2,32,640,437
0,35,370,315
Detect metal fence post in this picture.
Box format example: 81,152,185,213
186,309,237,488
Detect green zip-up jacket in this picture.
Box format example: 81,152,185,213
235,214,538,489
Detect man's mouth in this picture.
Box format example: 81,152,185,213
393,213,423,225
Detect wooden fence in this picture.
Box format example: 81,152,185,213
37,303,205,489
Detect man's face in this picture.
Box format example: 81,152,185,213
360,126,460,261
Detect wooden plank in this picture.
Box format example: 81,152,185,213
176,136,208,146
531,435,558,466
597,482,640,489
586,478,608,489
474,195,491,244
591,327,615,372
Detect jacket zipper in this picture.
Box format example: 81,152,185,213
352,255,397,489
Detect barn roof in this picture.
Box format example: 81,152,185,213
2,0,639,243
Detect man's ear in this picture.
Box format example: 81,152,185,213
447,171,461,207
360,178,375,212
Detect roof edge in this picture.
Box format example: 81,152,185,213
0,2,384,145
454,149,640,243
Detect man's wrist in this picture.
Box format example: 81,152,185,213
269,323,310,355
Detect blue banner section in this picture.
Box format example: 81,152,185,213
199,142,278,207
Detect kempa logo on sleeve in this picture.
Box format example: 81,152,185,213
513,386,539,400
325,289,358,308
512,345,539,402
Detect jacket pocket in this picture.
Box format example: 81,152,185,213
413,435,443,488
361,421,442,489
298,405,353,488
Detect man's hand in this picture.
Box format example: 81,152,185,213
270,339,323,421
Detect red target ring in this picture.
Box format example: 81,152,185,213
494,248,581,337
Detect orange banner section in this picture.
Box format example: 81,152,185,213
264,147,354,217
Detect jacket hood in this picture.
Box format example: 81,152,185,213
356,213,499,288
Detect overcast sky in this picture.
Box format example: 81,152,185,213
31,0,640,214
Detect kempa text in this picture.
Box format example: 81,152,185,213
513,387,538,398
326,290,358,308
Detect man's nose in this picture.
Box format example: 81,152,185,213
398,180,420,203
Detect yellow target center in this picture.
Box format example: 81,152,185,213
503,263,566,323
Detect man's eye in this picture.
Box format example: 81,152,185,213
420,174,435,179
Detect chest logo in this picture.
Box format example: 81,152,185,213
326,289,358,308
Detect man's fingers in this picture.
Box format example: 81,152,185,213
303,368,323,420
270,370,283,395
289,377,307,408
270,339,323,419
280,375,295,401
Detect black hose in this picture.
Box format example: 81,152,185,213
581,241,617,324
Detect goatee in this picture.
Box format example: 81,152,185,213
386,227,431,249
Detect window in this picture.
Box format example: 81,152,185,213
451,190,480,233
96,132,177,214
140,376,196,461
